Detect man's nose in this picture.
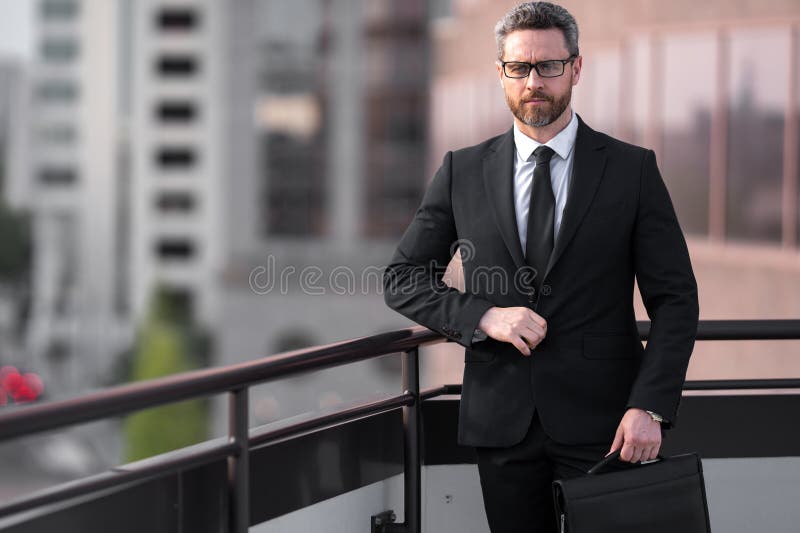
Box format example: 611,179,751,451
525,69,545,91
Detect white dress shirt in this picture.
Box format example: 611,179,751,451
513,110,579,254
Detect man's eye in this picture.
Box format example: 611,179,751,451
508,63,528,75
538,61,559,74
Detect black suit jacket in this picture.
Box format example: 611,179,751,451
384,117,698,448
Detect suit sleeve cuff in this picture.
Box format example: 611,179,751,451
453,298,495,347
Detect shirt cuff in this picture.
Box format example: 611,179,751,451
471,329,488,343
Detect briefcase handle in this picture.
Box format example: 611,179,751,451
586,450,663,475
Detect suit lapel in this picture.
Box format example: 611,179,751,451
483,128,525,269
545,118,607,277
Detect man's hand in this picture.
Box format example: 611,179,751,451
477,307,547,356
608,408,662,462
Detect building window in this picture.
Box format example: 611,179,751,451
156,100,197,123
156,55,199,77
37,80,78,103
156,239,195,260
156,7,199,31
156,192,196,213
38,123,77,145
660,32,715,236
155,146,197,169
362,9,429,239
40,37,79,63
726,27,789,244
364,91,427,238
263,132,326,236
41,0,79,20
39,167,77,185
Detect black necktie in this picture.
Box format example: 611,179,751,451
525,145,556,289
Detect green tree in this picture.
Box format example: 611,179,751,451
123,289,209,462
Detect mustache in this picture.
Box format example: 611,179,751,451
521,92,553,103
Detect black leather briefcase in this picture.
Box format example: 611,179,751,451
552,451,711,532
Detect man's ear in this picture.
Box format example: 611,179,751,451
495,61,505,88
571,55,583,85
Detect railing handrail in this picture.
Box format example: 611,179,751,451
1,319,799,443
644,319,800,340
0,326,439,442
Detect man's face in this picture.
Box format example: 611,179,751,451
496,28,582,129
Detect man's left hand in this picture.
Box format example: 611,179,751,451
608,408,661,463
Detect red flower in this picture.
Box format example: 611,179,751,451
23,373,44,397
1,368,23,394
0,367,44,404
13,385,36,403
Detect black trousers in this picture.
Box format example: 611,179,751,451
475,412,631,533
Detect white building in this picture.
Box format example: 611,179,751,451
22,0,130,396
129,0,225,327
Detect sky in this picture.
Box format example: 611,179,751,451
0,1,33,61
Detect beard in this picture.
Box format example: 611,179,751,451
507,85,572,128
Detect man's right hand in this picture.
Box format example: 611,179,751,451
477,307,547,356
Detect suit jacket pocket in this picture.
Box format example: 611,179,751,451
465,347,495,363
582,334,638,359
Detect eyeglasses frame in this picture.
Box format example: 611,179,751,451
499,55,578,79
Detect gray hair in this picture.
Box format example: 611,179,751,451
494,2,579,59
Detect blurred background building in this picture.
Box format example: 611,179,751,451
0,0,798,501
2,0,434,450
431,0,800,382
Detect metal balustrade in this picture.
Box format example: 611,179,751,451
0,320,798,532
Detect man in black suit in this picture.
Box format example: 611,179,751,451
383,2,698,531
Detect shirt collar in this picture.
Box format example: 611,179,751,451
513,110,578,162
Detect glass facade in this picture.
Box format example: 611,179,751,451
252,0,429,239
661,32,715,236
454,23,800,248
725,28,789,244
362,0,429,238
255,0,327,237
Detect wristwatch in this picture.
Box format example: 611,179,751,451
645,410,664,424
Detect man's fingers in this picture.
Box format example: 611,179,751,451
526,309,547,329
621,439,661,463
647,444,661,461
630,446,644,463
519,326,545,348
619,442,633,462
607,426,624,456
510,336,531,356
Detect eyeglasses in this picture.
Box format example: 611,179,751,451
500,56,577,79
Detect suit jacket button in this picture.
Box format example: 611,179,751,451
528,290,536,304
453,331,462,340
541,284,552,296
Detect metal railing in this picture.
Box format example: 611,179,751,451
0,320,798,533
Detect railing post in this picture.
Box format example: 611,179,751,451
401,348,422,533
371,347,423,533
228,387,250,533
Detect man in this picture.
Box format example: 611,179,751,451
383,2,698,532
